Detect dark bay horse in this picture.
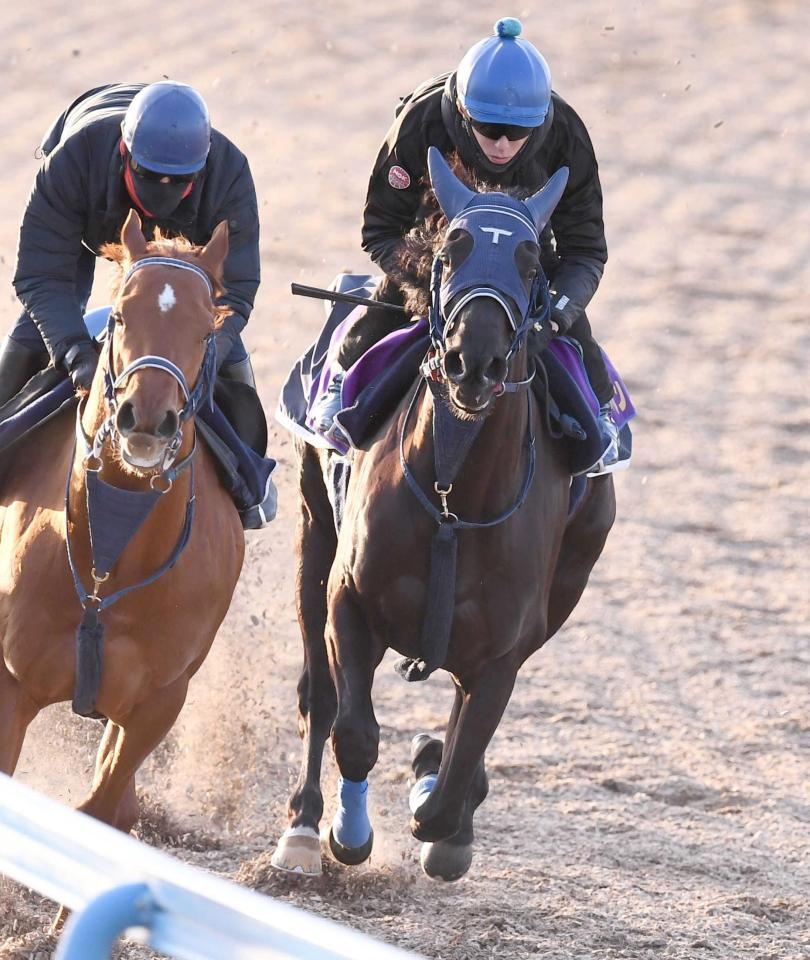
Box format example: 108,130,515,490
273,149,616,880
0,210,243,836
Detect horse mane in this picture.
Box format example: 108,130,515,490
100,229,229,324
394,154,525,317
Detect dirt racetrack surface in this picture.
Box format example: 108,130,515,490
1,2,808,958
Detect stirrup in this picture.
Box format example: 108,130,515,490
586,454,630,477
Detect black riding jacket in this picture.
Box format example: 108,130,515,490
362,73,607,326
13,84,260,364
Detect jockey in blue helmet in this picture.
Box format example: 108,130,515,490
317,18,620,469
120,81,212,220
1,82,265,524
2,80,259,399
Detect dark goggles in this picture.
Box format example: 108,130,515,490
469,118,534,142
129,158,199,184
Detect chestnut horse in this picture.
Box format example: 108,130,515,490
0,210,243,836
273,150,616,880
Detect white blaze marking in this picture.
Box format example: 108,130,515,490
480,226,513,245
158,283,176,313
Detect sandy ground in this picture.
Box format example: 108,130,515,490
1,1,809,958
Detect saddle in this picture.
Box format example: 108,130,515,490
277,274,634,477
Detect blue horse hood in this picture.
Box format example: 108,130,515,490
439,194,539,324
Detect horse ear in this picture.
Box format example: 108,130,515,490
199,220,229,273
428,146,475,221
523,167,569,233
121,208,147,259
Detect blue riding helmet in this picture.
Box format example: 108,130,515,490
456,18,552,127
121,81,211,175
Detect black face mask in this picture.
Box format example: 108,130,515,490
131,178,190,219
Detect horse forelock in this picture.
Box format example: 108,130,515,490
100,230,227,325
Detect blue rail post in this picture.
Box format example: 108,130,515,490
55,882,154,960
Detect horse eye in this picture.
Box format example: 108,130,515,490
112,311,124,325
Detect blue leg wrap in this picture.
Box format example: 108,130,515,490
333,777,372,849
409,773,438,814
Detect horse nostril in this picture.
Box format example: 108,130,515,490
156,410,180,439
444,350,464,382
116,401,136,436
483,357,507,384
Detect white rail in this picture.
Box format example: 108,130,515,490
0,773,421,960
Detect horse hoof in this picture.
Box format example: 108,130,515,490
420,839,473,881
270,827,322,876
328,826,374,866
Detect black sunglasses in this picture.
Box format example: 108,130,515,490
129,158,199,184
469,118,533,142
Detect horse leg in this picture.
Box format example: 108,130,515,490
77,675,188,827
44,714,144,936
327,588,385,866
411,656,517,850
0,661,40,775
87,721,140,831
272,450,338,875
546,476,616,640
410,683,489,881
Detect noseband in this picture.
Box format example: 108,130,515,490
86,257,217,481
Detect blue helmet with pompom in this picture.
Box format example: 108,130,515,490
122,81,211,175
456,18,552,127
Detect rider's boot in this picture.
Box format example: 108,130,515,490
218,351,277,531
219,355,256,390
310,368,345,437
597,402,620,468
0,337,50,410
310,276,407,438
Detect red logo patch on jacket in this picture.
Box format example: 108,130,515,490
388,165,411,190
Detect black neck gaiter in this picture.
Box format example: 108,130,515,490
130,178,191,219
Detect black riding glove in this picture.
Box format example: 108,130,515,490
529,317,555,353
63,339,99,391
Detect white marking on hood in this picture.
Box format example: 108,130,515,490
158,283,177,313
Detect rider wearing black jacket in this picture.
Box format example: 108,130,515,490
0,81,260,406
362,74,607,337
318,18,618,466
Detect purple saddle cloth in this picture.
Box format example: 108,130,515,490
276,274,636,475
